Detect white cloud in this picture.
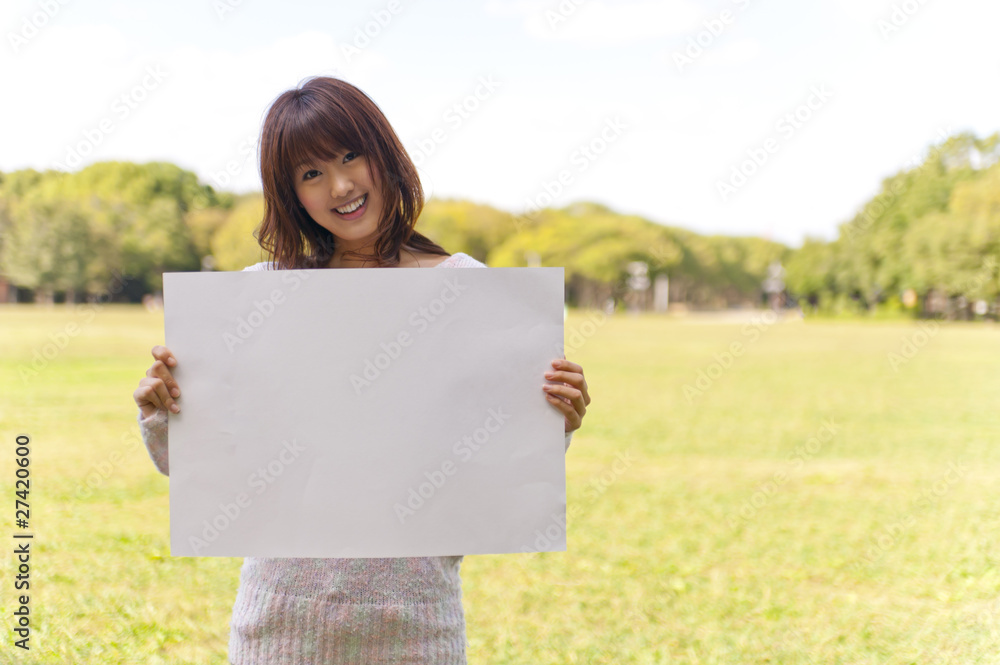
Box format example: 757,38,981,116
487,0,702,44
699,38,760,68
834,0,899,23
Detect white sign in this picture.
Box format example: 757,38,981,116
163,266,566,558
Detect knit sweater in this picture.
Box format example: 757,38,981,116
137,251,574,665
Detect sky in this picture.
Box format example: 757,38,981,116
1,0,998,248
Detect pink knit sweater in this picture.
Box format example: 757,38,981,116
137,251,574,664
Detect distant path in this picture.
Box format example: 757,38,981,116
642,309,804,324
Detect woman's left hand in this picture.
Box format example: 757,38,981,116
543,357,590,433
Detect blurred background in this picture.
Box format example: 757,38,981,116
1,0,999,663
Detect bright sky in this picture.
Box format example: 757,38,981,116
1,0,998,248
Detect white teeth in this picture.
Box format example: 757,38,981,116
336,194,366,214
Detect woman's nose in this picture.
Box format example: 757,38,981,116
330,173,353,198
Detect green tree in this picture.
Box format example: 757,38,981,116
211,195,267,271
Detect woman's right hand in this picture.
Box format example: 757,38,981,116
134,345,182,419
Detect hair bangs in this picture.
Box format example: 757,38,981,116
280,101,358,182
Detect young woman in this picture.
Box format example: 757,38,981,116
133,76,591,664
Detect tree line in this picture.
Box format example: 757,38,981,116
1,130,997,317
785,132,1000,318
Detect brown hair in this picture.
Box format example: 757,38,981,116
255,76,449,269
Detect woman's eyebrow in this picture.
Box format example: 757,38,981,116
294,150,347,171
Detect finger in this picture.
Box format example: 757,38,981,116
151,345,177,367
133,383,162,412
545,392,581,429
542,383,586,418
146,359,181,399
577,376,590,406
545,358,590,404
551,357,582,375
134,379,166,412
147,376,180,413
543,369,588,393
545,391,571,413
139,376,180,413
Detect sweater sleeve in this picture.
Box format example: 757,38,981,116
137,408,169,476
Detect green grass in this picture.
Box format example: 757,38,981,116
1,304,998,664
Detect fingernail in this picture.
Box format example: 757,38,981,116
551,360,560,367
542,385,552,390
170,404,180,413
167,358,176,365
544,371,555,378
171,388,180,397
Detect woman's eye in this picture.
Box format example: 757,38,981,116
302,169,320,181
344,152,359,163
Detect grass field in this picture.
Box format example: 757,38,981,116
1,303,998,664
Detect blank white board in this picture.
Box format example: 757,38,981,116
163,266,566,557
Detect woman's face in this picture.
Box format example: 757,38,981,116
292,149,383,246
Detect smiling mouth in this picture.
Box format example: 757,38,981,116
334,193,367,214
